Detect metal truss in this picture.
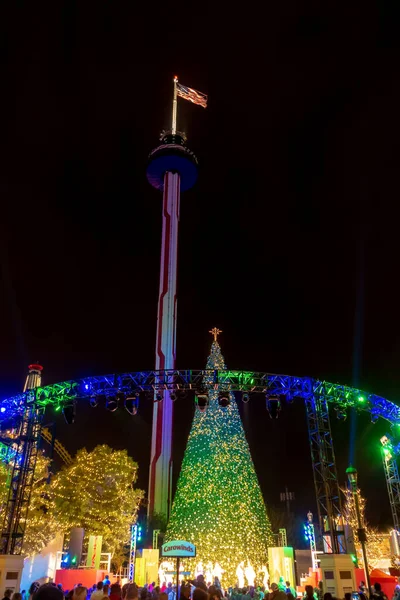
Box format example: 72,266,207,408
0,397,44,554
305,386,345,554
1,369,399,555
381,443,400,531
1,370,399,426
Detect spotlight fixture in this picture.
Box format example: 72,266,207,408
371,413,379,424
155,392,163,402
124,396,139,416
242,393,250,403
62,400,76,425
89,395,98,408
106,395,118,412
218,392,230,408
196,394,209,412
266,396,281,419
335,407,347,421
170,391,178,401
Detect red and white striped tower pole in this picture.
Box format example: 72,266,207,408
146,77,199,519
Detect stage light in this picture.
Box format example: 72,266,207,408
335,407,347,421
84,384,89,391
106,395,118,412
170,391,178,401
242,393,250,403
89,395,99,408
62,400,76,425
0,407,6,413
266,396,281,419
358,395,365,403
155,392,163,402
124,396,139,416
218,392,230,408
196,394,209,412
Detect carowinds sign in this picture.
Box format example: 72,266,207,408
161,540,196,558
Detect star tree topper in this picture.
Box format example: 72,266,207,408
209,327,222,341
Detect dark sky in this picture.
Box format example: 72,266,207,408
1,1,400,531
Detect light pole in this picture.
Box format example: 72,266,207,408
346,466,371,594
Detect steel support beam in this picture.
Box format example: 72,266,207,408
305,385,345,554
382,448,400,532
0,394,43,554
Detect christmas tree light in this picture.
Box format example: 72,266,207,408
166,334,273,586
51,445,144,555
22,452,60,556
342,486,390,570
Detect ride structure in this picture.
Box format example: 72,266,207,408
145,76,199,519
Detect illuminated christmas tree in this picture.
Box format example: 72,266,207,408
342,486,390,571
166,330,273,586
22,452,60,556
51,445,144,554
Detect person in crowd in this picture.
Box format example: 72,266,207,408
73,587,87,600
269,584,286,600
2,591,12,600
371,584,388,600
28,585,41,600
21,591,26,600
125,586,138,600
344,593,351,600
103,578,111,588
286,594,295,600
12,593,22,600
92,585,105,600
193,590,209,600
109,585,121,600
121,585,130,600
159,593,168,600
32,585,64,600
304,587,315,600
191,576,208,593
284,583,295,597
208,587,222,600
323,593,332,600
359,583,367,595
180,585,191,600
166,584,175,600
103,587,110,598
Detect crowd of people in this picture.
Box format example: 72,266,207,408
1,574,393,600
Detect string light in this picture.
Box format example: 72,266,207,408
51,445,144,555
166,338,273,586
342,486,390,570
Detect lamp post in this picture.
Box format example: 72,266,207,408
346,466,371,594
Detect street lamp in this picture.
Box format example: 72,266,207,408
346,465,371,594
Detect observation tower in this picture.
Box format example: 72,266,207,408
146,76,206,518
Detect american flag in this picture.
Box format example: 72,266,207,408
176,82,207,108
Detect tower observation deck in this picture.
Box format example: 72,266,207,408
146,77,205,519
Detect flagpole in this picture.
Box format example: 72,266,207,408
172,76,178,134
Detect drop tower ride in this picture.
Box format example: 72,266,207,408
146,77,206,518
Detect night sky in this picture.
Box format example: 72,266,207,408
1,2,400,532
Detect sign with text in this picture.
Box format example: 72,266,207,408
161,540,196,557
